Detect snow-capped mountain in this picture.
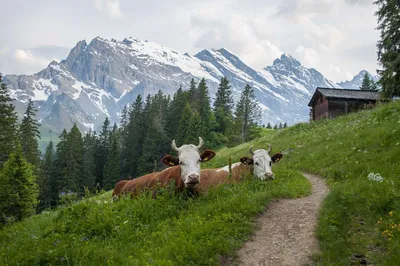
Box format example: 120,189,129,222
4,37,340,133
338,70,380,90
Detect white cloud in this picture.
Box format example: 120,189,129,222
93,0,123,18
190,13,283,68
295,46,320,66
0,48,51,75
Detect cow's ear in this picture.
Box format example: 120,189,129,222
200,149,216,162
240,157,254,165
271,153,283,163
161,155,179,166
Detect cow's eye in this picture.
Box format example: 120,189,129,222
198,159,202,163
255,162,259,165
269,162,272,166
179,162,184,165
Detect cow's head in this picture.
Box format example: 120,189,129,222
161,137,216,188
240,144,283,180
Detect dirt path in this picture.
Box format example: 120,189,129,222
232,173,329,266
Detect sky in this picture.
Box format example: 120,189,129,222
0,0,380,82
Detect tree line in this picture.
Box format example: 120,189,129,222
0,75,264,225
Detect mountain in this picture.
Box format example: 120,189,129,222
338,70,380,90
4,37,340,133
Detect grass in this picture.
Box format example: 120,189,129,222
2,100,399,265
0,169,310,265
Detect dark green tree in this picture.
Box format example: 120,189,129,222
0,74,18,166
185,111,203,144
283,122,288,128
37,141,55,211
273,124,278,129
121,95,145,178
19,99,41,169
234,84,262,142
53,129,69,203
65,124,84,195
197,78,214,138
82,130,97,191
139,91,170,174
266,122,272,129
359,72,378,91
0,145,38,225
103,123,121,190
178,102,192,144
374,0,400,98
188,78,199,110
95,117,110,188
214,77,234,135
166,86,187,139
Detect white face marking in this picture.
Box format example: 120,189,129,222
177,144,202,187
252,149,274,180
217,162,241,172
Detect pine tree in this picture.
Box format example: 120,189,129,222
53,129,69,203
185,111,203,144
188,78,199,110
95,117,110,188
234,84,262,142
121,95,145,178
178,102,192,144
214,77,234,135
266,122,272,129
360,73,374,90
139,91,170,174
65,124,84,195
166,86,187,139
0,74,18,166
279,123,283,129
37,141,54,211
103,123,121,190
0,145,38,225
374,0,400,98
283,122,288,128
273,124,278,129
19,99,41,169
197,78,214,138
82,130,97,191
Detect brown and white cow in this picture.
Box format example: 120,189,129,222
193,144,283,193
114,137,216,198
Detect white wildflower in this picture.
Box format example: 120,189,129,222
367,173,384,183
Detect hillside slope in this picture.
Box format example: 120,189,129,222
1,101,399,265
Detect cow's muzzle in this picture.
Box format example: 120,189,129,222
186,174,200,187
265,172,274,180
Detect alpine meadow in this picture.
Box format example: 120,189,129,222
1,0,400,265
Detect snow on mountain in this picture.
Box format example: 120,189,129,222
338,70,380,90
4,37,340,133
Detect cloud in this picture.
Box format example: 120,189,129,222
295,45,320,66
190,13,283,68
344,0,373,5
93,0,123,18
0,48,54,75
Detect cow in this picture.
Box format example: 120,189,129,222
111,180,131,198
114,137,216,198
194,144,283,193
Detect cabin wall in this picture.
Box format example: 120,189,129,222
313,95,329,120
328,99,377,118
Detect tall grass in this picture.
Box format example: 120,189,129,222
0,168,310,265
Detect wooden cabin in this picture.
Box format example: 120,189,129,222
308,88,380,121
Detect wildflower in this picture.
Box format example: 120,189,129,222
389,211,393,216
367,173,384,183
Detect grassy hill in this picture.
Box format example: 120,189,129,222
1,100,400,265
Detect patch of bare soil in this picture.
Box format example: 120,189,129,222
227,173,329,266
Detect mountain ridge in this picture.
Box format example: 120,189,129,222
4,37,347,133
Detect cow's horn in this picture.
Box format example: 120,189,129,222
197,137,204,149
171,140,179,152
249,145,254,155
266,143,272,153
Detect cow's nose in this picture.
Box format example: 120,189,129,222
188,174,200,183
265,172,274,180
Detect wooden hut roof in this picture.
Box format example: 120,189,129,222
308,88,380,107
